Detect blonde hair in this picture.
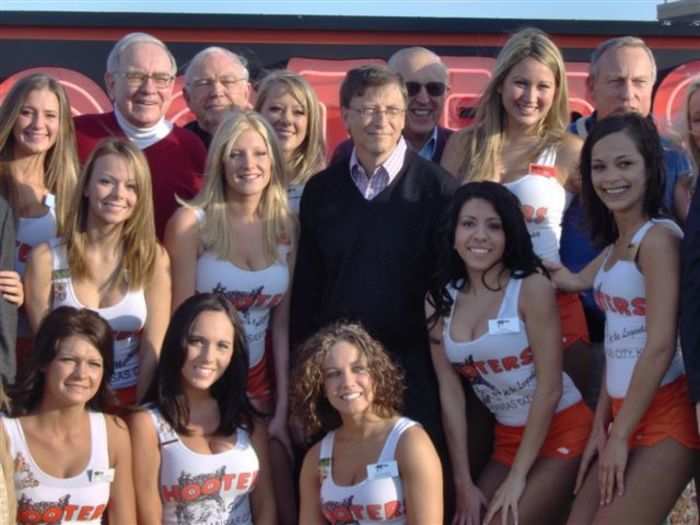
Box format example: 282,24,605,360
62,138,158,289
456,28,569,182
183,111,293,263
684,80,700,176
0,73,79,229
255,70,326,187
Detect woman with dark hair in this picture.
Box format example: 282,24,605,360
427,181,592,525
2,305,136,524
292,321,443,524
547,113,699,524
129,292,275,525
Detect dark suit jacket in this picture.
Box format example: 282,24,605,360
0,196,16,384
681,187,700,401
330,126,453,166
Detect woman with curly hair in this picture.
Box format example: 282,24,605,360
165,110,296,523
292,321,442,524
0,73,80,367
3,306,136,524
255,70,326,213
426,181,592,525
24,137,171,405
129,293,275,525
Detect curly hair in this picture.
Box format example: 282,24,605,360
290,322,405,442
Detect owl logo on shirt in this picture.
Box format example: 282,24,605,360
321,496,361,525
456,355,496,391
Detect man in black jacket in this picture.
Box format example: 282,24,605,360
0,195,17,384
331,47,453,165
292,63,456,439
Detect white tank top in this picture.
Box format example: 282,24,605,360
502,146,567,262
49,238,147,391
147,407,259,525
193,209,290,368
16,194,57,339
2,412,111,525
443,278,581,426
319,417,415,524
593,219,685,399
15,193,57,276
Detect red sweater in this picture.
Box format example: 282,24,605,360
74,112,206,240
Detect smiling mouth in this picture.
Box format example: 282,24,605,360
601,186,630,195
339,392,361,400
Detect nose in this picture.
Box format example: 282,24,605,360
280,108,292,124
413,85,431,103
474,222,489,240
619,79,634,100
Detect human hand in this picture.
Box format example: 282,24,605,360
574,422,608,494
484,470,526,525
598,434,629,506
0,271,24,306
452,481,487,525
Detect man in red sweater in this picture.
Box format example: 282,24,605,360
74,32,206,239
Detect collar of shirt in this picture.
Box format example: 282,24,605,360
349,137,408,200
416,126,439,161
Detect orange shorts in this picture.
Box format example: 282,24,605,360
15,336,33,377
114,385,137,406
611,375,700,449
492,401,593,466
557,292,589,349
247,348,274,406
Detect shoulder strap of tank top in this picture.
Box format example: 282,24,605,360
377,417,417,463
499,277,523,320
630,221,656,247
319,430,335,461
0,417,20,458
147,408,179,447
44,193,56,209
88,412,110,470
193,207,206,227
442,282,460,330
49,238,69,278
533,145,558,167
235,427,250,449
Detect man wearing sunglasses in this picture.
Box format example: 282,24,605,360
74,32,206,239
331,47,452,165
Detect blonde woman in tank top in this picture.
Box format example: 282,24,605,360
441,28,591,400
0,73,79,367
24,138,170,405
292,321,443,524
2,306,136,524
255,70,326,213
165,111,297,522
129,293,275,525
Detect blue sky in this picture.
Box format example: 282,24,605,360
7,0,661,21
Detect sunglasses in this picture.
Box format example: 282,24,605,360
405,81,447,97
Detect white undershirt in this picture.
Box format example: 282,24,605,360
114,106,172,150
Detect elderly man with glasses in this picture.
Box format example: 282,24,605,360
331,47,453,165
74,32,207,239
182,47,251,148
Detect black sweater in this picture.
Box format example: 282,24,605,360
291,151,456,364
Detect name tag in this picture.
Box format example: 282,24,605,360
488,318,520,335
88,468,115,483
367,460,399,480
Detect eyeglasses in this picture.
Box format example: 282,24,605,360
117,71,174,88
189,76,248,90
405,81,447,97
349,106,406,119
